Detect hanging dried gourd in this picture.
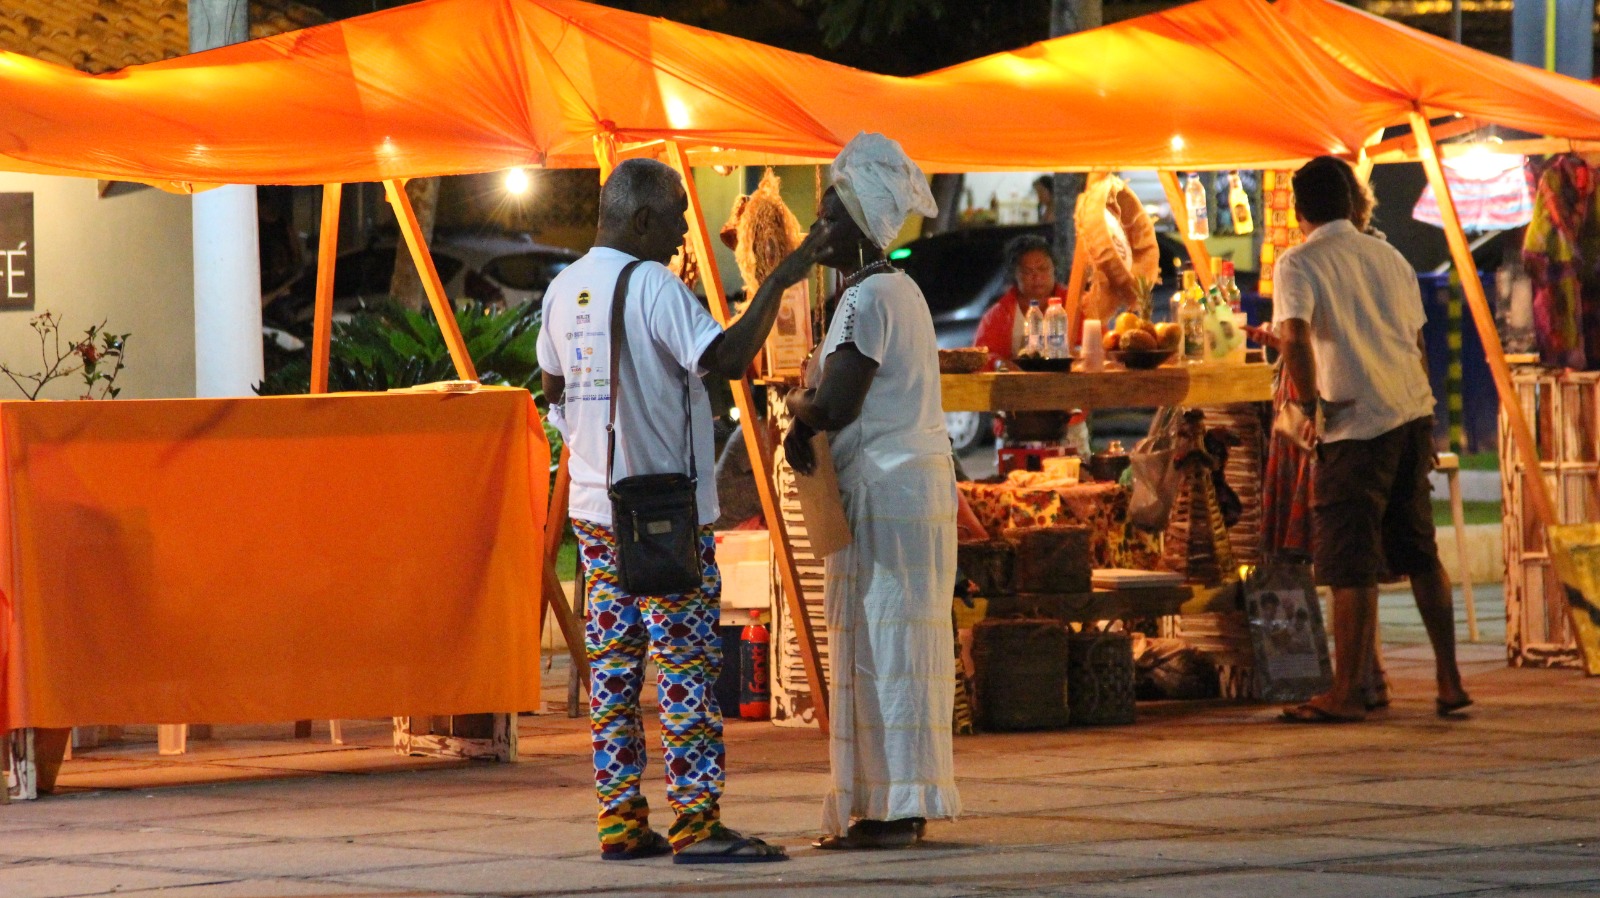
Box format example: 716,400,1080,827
735,169,803,292
1076,174,1161,323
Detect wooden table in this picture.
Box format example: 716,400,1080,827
941,364,1275,412
1,388,549,800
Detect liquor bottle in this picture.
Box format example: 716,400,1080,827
1023,299,1045,357
1229,171,1254,235
1044,296,1069,359
1185,173,1210,241
1219,261,1243,312
1179,271,1206,362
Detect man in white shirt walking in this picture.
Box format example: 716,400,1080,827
1273,156,1472,723
539,158,817,862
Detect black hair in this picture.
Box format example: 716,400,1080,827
1291,156,1355,225
1003,233,1053,284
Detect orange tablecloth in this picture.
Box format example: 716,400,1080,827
0,388,549,730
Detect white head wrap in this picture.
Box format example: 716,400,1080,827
829,132,938,250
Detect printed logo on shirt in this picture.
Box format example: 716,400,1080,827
576,313,591,324
575,346,594,362
576,290,591,307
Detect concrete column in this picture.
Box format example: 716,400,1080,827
189,0,263,397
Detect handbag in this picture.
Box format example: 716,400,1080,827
1128,405,1182,529
605,260,705,596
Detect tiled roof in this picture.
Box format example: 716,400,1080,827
0,0,326,73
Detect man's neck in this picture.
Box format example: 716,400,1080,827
595,231,648,261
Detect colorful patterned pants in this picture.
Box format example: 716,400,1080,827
573,518,725,855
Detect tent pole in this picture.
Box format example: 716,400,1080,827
539,444,588,683
1158,171,1215,289
663,140,831,735
310,183,341,394
382,179,478,381
1408,111,1556,534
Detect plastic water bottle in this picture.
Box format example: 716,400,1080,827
1023,299,1045,356
1044,297,1069,359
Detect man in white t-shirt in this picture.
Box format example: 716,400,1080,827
539,158,817,863
1273,156,1471,724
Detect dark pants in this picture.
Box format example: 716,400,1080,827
1312,417,1440,589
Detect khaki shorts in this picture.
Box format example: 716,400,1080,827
1312,417,1439,589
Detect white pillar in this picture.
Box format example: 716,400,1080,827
189,0,262,397
193,185,263,396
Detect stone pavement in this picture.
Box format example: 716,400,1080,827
4,598,1599,898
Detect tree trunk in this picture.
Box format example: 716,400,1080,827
389,177,440,311
1049,0,1102,276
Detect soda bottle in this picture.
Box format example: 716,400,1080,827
739,620,770,720
1023,299,1045,357
1044,296,1069,359
1229,171,1254,235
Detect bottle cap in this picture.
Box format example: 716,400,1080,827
1221,260,1236,277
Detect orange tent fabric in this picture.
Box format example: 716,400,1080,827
1276,0,1600,141
0,0,1451,185
0,388,549,729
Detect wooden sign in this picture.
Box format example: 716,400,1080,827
0,193,34,311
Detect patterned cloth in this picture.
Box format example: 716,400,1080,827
1261,368,1315,558
575,518,725,855
1526,155,1600,370
957,480,1162,570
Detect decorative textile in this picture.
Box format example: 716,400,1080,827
958,481,1162,570
829,132,938,249
1412,154,1533,232
1525,154,1600,370
823,454,961,836
1257,169,1304,298
575,518,725,854
1262,368,1316,557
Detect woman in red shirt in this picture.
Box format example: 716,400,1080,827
973,233,1070,370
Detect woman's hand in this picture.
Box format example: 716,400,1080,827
784,420,818,476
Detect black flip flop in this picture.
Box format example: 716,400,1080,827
600,831,672,862
673,831,788,865
1436,696,1474,718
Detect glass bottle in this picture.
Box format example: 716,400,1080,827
1229,171,1254,235
1179,271,1206,362
1185,173,1210,241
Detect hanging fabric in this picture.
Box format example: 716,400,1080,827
1524,155,1600,370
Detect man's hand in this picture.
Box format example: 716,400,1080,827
784,420,817,476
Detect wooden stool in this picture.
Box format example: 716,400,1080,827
1436,452,1479,642
155,721,342,756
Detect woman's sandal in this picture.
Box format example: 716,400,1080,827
673,829,788,865
813,818,925,850
601,830,673,861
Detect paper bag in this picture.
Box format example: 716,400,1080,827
792,431,851,557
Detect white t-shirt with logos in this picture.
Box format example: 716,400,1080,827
538,247,723,527
1272,219,1435,443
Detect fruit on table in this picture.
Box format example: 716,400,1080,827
1154,322,1182,350
1102,330,1122,352
1113,312,1143,334
1118,329,1157,351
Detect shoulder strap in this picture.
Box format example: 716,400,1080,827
606,260,645,490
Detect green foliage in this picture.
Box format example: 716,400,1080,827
256,300,562,462
0,312,130,400
258,300,543,395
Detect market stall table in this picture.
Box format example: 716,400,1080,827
1,388,549,800
940,364,1275,413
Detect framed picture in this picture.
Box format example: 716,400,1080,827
0,193,34,311
1244,559,1333,702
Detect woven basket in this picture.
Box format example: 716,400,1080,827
1067,630,1136,726
958,540,1015,597
972,618,1071,731
939,347,989,374
1004,525,1092,593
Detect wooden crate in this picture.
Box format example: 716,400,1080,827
1500,366,1600,668
768,390,832,728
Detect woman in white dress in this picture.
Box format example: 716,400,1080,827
783,133,961,850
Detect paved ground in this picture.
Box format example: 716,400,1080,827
5,590,1598,898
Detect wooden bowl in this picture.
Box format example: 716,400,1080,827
1108,348,1177,370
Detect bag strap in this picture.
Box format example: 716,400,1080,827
605,259,697,490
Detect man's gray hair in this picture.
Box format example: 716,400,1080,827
598,158,684,229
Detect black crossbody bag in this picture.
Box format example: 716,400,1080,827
605,260,705,596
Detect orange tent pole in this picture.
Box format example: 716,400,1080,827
1408,111,1556,533
664,140,830,734
1158,171,1214,289
540,444,588,683
310,183,341,394
382,179,478,382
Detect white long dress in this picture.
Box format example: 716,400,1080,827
817,270,961,836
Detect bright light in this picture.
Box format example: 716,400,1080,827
665,96,693,130
1445,140,1521,181
1170,134,1187,153
729,405,742,422
888,247,912,261
505,167,531,196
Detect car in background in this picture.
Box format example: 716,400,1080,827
267,231,579,328
893,223,1195,450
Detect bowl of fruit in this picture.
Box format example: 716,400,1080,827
1103,312,1180,369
